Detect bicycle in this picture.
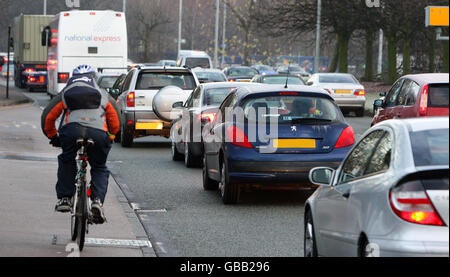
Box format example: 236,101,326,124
70,137,95,252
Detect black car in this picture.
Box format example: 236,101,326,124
222,66,258,82
170,82,251,167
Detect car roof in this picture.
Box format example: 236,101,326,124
260,74,302,78
192,68,224,73
377,117,449,133
235,84,332,99
401,73,449,85
139,66,191,72
200,82,251,90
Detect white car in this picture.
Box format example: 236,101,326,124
307,73,366,117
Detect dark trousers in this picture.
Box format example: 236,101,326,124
56,123,112,203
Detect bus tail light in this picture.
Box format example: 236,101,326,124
58,73,70,83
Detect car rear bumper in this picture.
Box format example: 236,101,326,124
124,110,172,137
334,97,366,109
373,238,449,257
226,145,350,186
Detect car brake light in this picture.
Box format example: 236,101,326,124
390,181,444,226
58,73,70,83
116,13,122,17
279,92,299,95
64,13,70,16
126,92,135,107
354,89,365,96
419,85,429,116
226,126,253,148
199,113,216,123
28,76,36,82
334,126,355,148
25,68,35,73
229,79,235,82
89,12,96,15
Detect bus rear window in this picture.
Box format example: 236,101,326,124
185,58,210,69
429,84,449,108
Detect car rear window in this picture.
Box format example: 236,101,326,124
98,76,120,89
262,76,305,85
185,58,211,69
196,72,227,82
319,75,358,84
228,68,258,78
410,129,449,166
204,87,235,106
242,95,341,124
429,84,449,108
136,72,196,90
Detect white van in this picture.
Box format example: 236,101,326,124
42,10,128,96
176,50,212,69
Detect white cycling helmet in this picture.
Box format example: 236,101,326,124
73,64,95,75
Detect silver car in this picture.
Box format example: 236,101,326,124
305,117,449,257
307,73,366,117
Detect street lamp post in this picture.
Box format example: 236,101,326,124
314,0,321,73
214,0,220,68
43,0,47,15
123,0,126,14
178,0,183,55
221,0,227,68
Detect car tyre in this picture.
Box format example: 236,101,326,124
220,159,238,204
304,209,318,257
171,141,183,161
120,124,134,147
202,153,219,191
355,108,365,117
184,142,199,168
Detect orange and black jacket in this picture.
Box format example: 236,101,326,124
41,77,121,139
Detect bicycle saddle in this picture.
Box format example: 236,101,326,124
76,138,95,148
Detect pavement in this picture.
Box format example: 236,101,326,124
0,77,32,107
0,82,156,257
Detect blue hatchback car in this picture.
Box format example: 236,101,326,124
202,84,355,204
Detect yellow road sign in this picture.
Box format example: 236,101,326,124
425,6,449,27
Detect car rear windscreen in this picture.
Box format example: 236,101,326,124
262,76,305,85
185,58,210,69
319,75,358,84
429,84,449,108
136,72,196,90
410,128,449,166
242,95,342,124
196,72,226,82
98,76,120,89
204,87,235,106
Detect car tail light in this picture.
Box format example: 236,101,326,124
58,72,70,83
419,85,429,116
28,76,36,82
229,79,235,82
64,13,70,16
334,126,355,148
354,89,365,96
199,113,216,123
324,89,332,94
390,181,444,226
126,92,135,107
89,12,96,15
116,13,122,17
226,126,253,148
25,68,35,73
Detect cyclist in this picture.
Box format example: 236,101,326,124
41,65,120,224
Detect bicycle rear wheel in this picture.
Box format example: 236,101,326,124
71,193,78,241
76,181,88,251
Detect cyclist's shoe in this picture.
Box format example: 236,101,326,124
91,198,106,224
55,197,71,213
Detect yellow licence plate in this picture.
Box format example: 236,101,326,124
136,122,164,130
335,90,351,94
273,139,316,149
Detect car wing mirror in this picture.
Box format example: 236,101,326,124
309,167,335,187
373,99,384,108
379,91,387,97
